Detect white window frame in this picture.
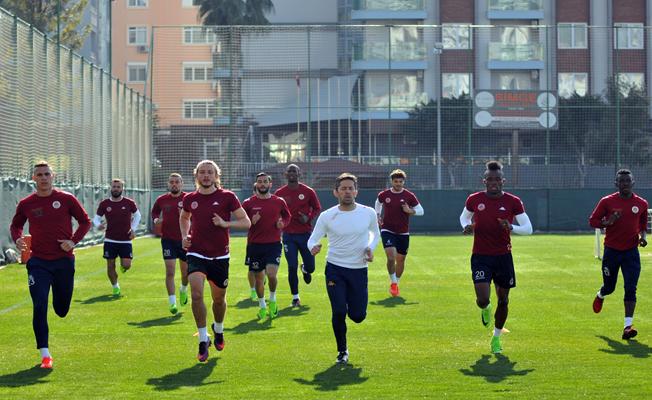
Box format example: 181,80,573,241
442,73,472,99
182,0,201,7
183,27,216,45
127,26,148,46
127,62,148,83
442,24,472,50
182,62,213,82
557,23,587,49
127,0,148,8
558,72,588,98
614,23,644,49
183,99,218,120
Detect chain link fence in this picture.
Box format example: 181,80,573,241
0,7,152,249
148,24,652,191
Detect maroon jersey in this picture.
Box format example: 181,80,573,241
96,197,138,241
589,192,648,251
378,189,420,234
182,189,241,258
242,195,291,244
465,192,525,256
274,183,321,234
151,192,187,241
10,189,91,260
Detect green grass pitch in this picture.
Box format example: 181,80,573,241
0,235,650,399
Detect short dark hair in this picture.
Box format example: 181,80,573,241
255,172,271,181
286,164,300,172
486,161,503,171
390,169,407,180
335,173,357,189
616,169,632,177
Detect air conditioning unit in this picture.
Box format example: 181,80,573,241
211,44,220,53
137,45,149,53
211,81,219,90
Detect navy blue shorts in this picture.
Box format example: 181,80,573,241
161,239,187,261
188,255,230,289
103,242,133,259
381,231,410,255
470,253,516,288
245,242,282,272
601,246,641,301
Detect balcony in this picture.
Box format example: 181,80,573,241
351,0,427,20
487,0,544,20
487,43,544,69
352,42,427,70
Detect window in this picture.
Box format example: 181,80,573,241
616,73,645,96
128,26,147,45
497,72,533,90
183,63,213,82
442,73,471,98
183,27,216,45
128,0,148,7
127,63,147,83
183,100,219,119
558,23,587,49
442,24,471,49
558,73,587,98
615,23,644,49
182,0,202,6
365,73,426,110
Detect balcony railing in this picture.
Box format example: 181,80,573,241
488,0,543,11
354,42,426,62
488,43,543,62
352,0,424,11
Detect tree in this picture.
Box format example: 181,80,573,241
0,0,90,50
195,0,274,188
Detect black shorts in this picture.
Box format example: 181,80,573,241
103,242,133,259
381,231,410,255
470,253,516,288
245,242,282,272
161,239,187,261
187,255,230,289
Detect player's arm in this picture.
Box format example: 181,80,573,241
509,212,533,235
130,209,142,238
639,203,648,247
374,198,383,216
279,200,291,228
151,199,162,224
93,204,106,229
307,190,322,224
61,196,92,251
307,213,326,255
10,204,28,251
225,208,251,230
411,203,424,216
460,207,474,234
366,209,381,260
589,199,618,228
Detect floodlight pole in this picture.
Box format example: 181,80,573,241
434,42,444,190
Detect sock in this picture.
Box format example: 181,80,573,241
250,287,255,292
112,283,120,289
625,317,634,328
390,273,398,284
213,322,224,334
180,284,188,292
494,327,502,337
39,348,51,358
597,290,605,299
259,298,266,308
269,291,276,302
292,294,300,300
198,327,208,342
397,276,401,284
168,295,176,306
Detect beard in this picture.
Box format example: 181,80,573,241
111,190,122,198
257,186,270,194
200,182,214,189
170,188,180,194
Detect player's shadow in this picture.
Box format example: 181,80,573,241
235,298,257,309
0,366,53,387
226,317,273,335
459,354,534,383
294,363,368,391
146,358,220,391
277,305,311,318
127,313,183,328
370,296,418,308
76,294,119,304
597,335,652,359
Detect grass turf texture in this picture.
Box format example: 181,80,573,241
0,235,650,399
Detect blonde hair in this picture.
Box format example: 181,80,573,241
193,160,221,189
390,169,406,180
